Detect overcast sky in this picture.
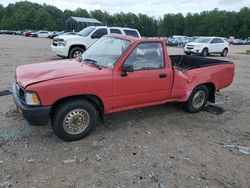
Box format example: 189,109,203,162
2,0,250,17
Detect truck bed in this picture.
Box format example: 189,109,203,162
170,55,233,72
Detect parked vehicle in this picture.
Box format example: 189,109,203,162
13,35,235,141
184,37,229,57
0,30,7,34
48,31,65,39
173,35,189,45
23,30,33,37
0,30,17,35
166,38,183,46
56,32,77,37
31,31,50,38
16,30,24,35
232,39,248,45
51,26,141,58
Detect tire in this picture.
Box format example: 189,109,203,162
52,99,97,141
69,47,85,59
201,48,208,57
221,48,228,57
184,85,209,113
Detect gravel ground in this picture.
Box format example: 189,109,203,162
0,35,250,188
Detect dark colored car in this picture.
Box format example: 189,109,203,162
1,30,17,35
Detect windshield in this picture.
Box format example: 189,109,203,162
195,37,212,43
81,36,131,68
78,27,95,37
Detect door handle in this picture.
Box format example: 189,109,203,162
159,73,167,78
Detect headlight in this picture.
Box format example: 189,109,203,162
58,40,67,46
25,92,40,106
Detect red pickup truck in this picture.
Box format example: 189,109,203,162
13,35,235,141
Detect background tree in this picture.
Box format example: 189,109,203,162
0,1,249,38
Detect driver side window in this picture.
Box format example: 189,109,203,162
211,39,218,44
91,29,108,39
124,42,164,71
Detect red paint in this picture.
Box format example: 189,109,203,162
15,35,235,114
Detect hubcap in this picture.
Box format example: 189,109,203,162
192,90,206,109
73,50,82,58
63,109,90,135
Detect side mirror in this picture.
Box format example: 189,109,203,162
91,33,100,39
122,64,133,76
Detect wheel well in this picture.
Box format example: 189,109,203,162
50,95,104,117
68,45,86,57
203,82,216,103
203,47,209,51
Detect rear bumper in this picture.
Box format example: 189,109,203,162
12,83,51,126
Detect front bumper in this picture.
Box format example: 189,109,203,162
12,83,51,126
51,44,68,57
184,47,201,54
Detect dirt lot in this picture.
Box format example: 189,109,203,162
0,35,250,188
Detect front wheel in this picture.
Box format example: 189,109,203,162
52,99,97,141
69,47,85,59
184,85,209,113
221,48,228,57
201,48,208,57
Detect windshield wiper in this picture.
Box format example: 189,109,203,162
83,58,102,69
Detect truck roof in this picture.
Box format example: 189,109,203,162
106,34,165,43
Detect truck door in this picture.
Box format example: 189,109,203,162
87,29,108,48
210,38,221,53
113,42,171,110
217,38,227,52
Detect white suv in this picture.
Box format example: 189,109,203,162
184,37,229,57
51,26,141,58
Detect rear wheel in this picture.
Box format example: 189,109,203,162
69,47,85,59
201,48,208,57
221,48,228,57
184,85,209,113
52,99,97,141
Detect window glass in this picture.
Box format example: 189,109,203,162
78,27,95,37
92,29,108,38
124,29,139,38
217,38,224,43
211,38,219,43
195,37,212,43
124,43,164,71
81,36,131,68
110,29,122,34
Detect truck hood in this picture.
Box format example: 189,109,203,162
186,42,204,46
55,34,84,41
16,59,101,88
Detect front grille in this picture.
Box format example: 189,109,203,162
187,47,194,49
52,42,57,46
